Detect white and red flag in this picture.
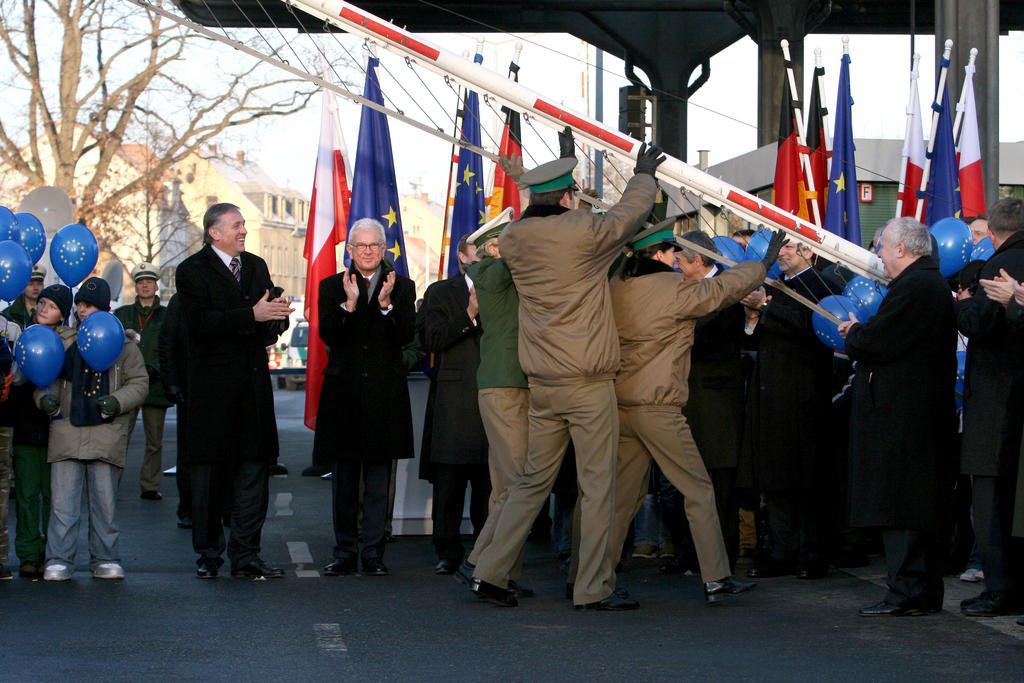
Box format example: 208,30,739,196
897,65,926,219
957,60,986,218
303,66,352,430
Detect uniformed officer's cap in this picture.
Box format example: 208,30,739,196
467,207,515,247
630,215,681,251
30,264,46,281
131,262,159,282
519,157,578,194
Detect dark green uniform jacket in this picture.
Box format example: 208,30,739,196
466,255,527,390
113,296,170,407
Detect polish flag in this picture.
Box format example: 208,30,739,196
898,70,926,219
957,62,986,218
303,72,352,430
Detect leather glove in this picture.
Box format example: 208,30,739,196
165,384,185,406
40,394,61,417
633,142,666,177
558,126,575,159
760,229,789,269
499,153,525,183
96,394,120,419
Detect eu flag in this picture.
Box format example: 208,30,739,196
823,53,860,246
447,52,486,278
346,56,409,276
923,58,963,225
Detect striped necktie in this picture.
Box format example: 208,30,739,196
229,257,240,283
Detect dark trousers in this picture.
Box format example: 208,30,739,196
663,466,739,572
882,529,944,607
190,460,269,568
432,463,490,563
332,460,391,562
175,409,191,520
973,474,1023,595
765,491,822,565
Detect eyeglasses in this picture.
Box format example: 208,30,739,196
349,242,384,253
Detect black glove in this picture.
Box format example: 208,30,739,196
760,229,789,269
40,394,61,417
165,385,185,406
558,126,575,159
633,142,666,177
146,365,159,382
96,395,120,419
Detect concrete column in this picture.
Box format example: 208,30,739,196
935,0,1000,210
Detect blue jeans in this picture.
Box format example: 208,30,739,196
46,459,121,569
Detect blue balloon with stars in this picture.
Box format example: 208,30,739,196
971,236,994,262
843,276,888,322
812,294,859,352
15,212,46,264
14,324,65,387
743,229,781,279
929,217,972,277
77,311,124,372
712,236,746,269
50,223,98,287
0,239,33,302
0,206,20,242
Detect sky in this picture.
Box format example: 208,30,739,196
248,28,1024,205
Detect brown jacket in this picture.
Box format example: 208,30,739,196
499,174,657,386
611,259,765,408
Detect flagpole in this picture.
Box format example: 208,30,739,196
895,52,922,218
813,48,833,177
952,47,979,145
437,54,468,282
780,39,823,228
915,39,954,223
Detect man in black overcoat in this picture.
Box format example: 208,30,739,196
175,203,293,579
839,217,956,616
957,198,1024,616
314,218,416,577
420,236,490,574
739,241,836,579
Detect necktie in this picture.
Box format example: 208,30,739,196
229,257,240,283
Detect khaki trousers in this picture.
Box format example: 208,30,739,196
468,387,530,576
474,380,618,605
128,405,168,493
612,407,730,583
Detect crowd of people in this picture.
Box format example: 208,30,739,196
1,137,1023,625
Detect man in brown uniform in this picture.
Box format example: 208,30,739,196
470,143,665,610
608,224,782,604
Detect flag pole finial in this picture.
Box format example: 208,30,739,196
476,37,484,55
942,39,954,59
814,47,823,68
780,38,791,62
514,42,523,61
968,47,979,64
842,36,850,54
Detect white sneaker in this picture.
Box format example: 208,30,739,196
959,567,984,582
92,562,125,580
43,564,73,581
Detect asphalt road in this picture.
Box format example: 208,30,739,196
3,388,1023,681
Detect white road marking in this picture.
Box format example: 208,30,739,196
313,623,348,654
274,492,294,517
288,541,320,578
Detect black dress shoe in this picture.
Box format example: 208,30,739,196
960,591,992,609
435,559,456,575
575,594,639,611
362,558,388,576
140,490,162,500
704,576,757,604
177,515,193,529
269,463,289,476
509,580,534,598
301,465,328,477
454,560,475,587
196,561,219,579
471,578,518,607
859,600,929,616
961,594,1024,617
323,558,357,576
231,559,284,579
746,561,794,578
797,562,829,580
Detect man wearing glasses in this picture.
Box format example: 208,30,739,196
313,218,417,577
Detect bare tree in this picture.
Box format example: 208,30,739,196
0,0,326,250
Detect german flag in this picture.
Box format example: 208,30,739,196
772,78,809,220
804,66,829,225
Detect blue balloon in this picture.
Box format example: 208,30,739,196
843,276,889,321
744,229,770,261
0,240,33,302
14,324,65,387
930,217,972,277
77,311,124,372
955,349,966,411
812,294,859,352
712,236,746,269
0,207,19,242
50,223,98,287
971,236,994,262
14,212,46,264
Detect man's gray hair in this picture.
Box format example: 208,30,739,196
882,216,932,256
349,217,387,244
677,230,720,266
